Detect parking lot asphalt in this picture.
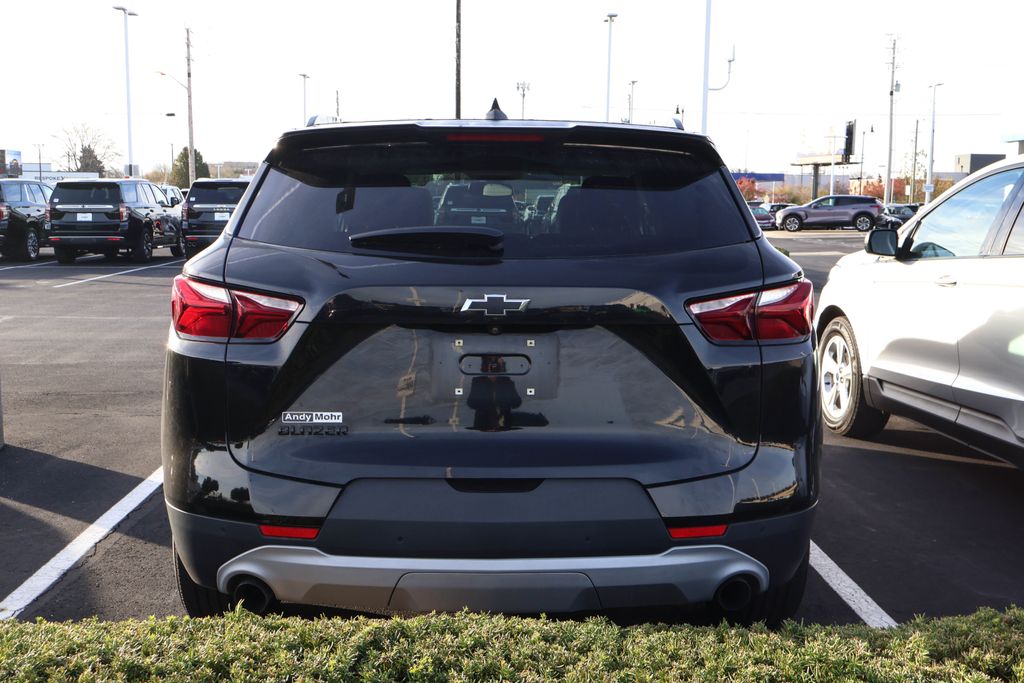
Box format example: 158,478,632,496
1,233,1022,625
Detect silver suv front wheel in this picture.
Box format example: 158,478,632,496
819,316,889,438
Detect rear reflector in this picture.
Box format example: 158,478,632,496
258,524,320,540
686,279,814,343
668,524,728,539
171,274,303,342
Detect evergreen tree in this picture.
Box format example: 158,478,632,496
77,145,105,174
170,147,211,187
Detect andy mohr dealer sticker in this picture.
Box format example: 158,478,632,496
281,411,344,424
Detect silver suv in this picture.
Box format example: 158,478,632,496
776,195,883,232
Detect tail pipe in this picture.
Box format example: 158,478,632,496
714,574,757,612
230,576,276,615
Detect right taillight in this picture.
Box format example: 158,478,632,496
687,279,813,343
171,274,303,342
0,203,8,220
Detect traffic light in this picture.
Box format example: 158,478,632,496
843,121,856,163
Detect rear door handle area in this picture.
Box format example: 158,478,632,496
935,275,957,287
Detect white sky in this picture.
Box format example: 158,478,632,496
6,0,1023,177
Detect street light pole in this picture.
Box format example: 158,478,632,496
186,28,195,185
926,83,943,204
604,13,617,123
910,119,919,202
113,6,137,177
34,144,43,182
628,80,637,123
158,55,196,185
701,0,711,133
883,37,897,205
299,73,310,125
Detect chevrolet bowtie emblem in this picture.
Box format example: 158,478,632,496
460,294,530,316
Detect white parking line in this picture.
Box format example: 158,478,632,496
810,540,897,628
0,255,103,272
0,468,163,621
52,260,184,288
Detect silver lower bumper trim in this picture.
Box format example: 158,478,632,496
217,545,769,613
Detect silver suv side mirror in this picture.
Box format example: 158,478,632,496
865,228,898,256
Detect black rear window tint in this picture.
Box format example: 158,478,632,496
188,183,247,205
238,141,751,258
52,183,121,204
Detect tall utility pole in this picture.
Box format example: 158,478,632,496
628,80,637,123
113,6,137,177
455,0,461,119
335,89,340,118
604,13,617,123
186,28,195,185
827,134,844,195
884,37,897,205
701,0,711,133
299,73,309,124
34,144,43,182
910,119,919,202
926,83,943,204
516,81,530,118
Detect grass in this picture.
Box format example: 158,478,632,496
2,607,1024,681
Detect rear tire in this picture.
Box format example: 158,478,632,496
132,228,153,263
853,213,875,232
55,247,77,264
782,215,803,232
18,228,40,261
174,543,231,617
170,231,185,257
819,316,889,438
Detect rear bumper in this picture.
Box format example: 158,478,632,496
49,235,127,249
216,544,769,614
168,502,814,614
183,233,219,246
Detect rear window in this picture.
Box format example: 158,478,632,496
188,183,247,205
51,183,120,204
1,183,22,202
238,140,752,258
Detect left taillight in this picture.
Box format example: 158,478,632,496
171,274,303,342
686,279,814,343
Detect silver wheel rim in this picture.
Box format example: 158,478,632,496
785,217,799,231
856,216,871,231
26,231,38,259
821,333,854,422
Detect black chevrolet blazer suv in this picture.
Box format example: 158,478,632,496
163,114,821,625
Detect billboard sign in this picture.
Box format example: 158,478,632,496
0,149,23,177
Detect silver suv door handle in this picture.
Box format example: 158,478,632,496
935,275,957,287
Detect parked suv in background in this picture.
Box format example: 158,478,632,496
180,178,248,257
49,179,183,263
159,184,186,207
164,116,820,625
776,195,883,232
816,157,1024,468
0,178,52,261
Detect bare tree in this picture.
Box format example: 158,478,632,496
56,124,119,173
144,164,171,183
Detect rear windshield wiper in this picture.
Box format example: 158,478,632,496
349,226,504,256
